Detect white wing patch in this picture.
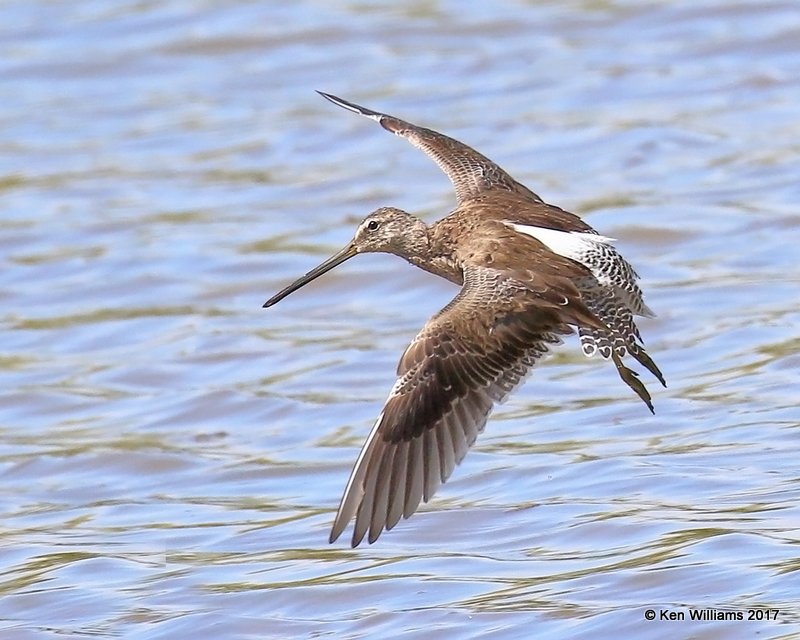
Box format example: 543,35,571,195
505,222,615,261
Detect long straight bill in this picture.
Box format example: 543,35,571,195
263,243,358,307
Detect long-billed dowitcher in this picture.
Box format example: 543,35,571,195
264,92,665,547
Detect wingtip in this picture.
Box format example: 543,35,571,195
328,520,368,548
316,90,352,109
329,519,346,545
351,530,367,548
316,90,384,121
317,90,349,111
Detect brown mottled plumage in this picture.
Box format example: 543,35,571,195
264,93,665,547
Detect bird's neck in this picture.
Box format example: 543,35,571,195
404,229,462,285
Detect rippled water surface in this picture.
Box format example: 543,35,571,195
1,1,799,638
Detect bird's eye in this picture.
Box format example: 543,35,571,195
367,220,379,231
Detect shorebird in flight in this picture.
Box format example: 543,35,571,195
264,92,665,547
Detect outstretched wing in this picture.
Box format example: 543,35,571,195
329,265,592,547
318,91,543,206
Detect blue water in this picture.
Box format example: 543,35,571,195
1,1,799,638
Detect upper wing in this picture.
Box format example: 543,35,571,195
329,265,589,547
318,91,544,206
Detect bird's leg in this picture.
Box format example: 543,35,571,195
628,344,666,388
611,351,654,414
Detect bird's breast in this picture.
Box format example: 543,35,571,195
408,252,463,286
